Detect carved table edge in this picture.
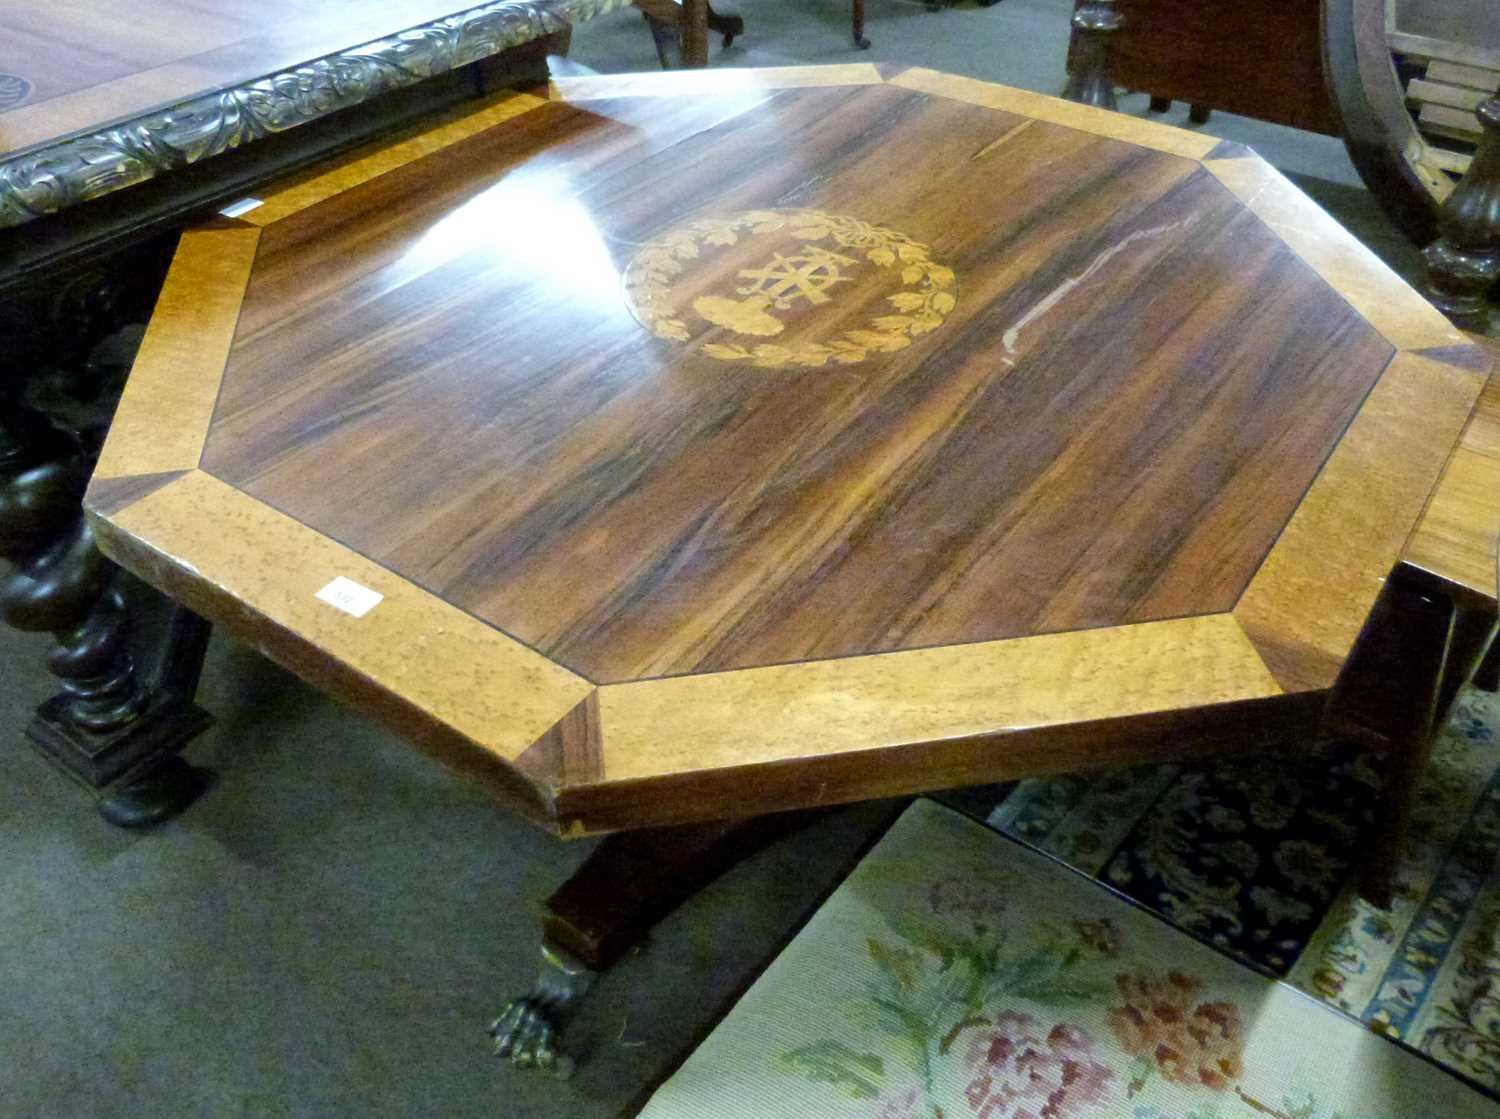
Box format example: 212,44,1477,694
0,0,632,230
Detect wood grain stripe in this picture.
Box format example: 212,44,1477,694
887,67,1219,160
92,470,593,764
1414,343,1497,374
1236,352,1485,690
588,613,1282,783
514,692,603,787
85,470,191,517
92,222,259,480
1204,156,1471,352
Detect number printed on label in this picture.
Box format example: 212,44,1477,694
315,576,384,618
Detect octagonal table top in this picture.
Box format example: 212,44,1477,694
85,65,1490,836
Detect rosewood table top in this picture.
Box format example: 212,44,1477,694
85,65,1493,837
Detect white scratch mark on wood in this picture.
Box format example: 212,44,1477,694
1001,218,1195,356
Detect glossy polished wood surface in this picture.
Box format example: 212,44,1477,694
0,0,537,157
87,70,1489,835
205,84,1396,682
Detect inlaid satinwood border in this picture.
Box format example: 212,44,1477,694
884,68,1221,162
1204,156,1467,353
84,65,1495,837
92,470,594,818
586,614,1280,782
1403,354,1500,602
1233,352,1486,692
92,220,261,482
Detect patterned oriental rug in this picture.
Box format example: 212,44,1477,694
979,686,1500,1096
636,799,1496,1119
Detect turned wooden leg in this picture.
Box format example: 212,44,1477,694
1062,0,1122,110
680,0,710,68
0,257,214,825
94,605,214,827
637,0,737,68
705,3,743,48
852,0,870,50
642,10,676,69
1424,97,1500,329
489,813,813,1075
1342,571,1491,909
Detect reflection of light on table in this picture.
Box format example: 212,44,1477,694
383,172,621,305
549,69,776,140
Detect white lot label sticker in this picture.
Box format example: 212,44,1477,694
315,577,383,618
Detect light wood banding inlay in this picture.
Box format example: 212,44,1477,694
92,222,259,481
89,66,1494,835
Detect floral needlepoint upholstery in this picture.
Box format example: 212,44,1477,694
635,799,1496,1119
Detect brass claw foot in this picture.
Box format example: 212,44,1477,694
489,945,595,1077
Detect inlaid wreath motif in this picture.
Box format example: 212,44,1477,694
623,208,957,369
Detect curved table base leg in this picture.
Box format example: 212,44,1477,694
491,813,813,1075
1337,570,1493,909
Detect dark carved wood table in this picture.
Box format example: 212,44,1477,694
0,0,729,828
82,65,1496,1071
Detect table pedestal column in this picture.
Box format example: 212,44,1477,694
1335,567,1497,909
490,812,820,1075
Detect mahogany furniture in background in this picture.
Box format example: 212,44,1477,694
637,0,743,68
81,65,1493,1070
1323,0,1500,247
1422,96,1500,331
1063,0,1341,132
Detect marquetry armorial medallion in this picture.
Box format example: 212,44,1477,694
0,73,33,112
622,208,957,369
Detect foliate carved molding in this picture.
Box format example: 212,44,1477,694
0,0,629,229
